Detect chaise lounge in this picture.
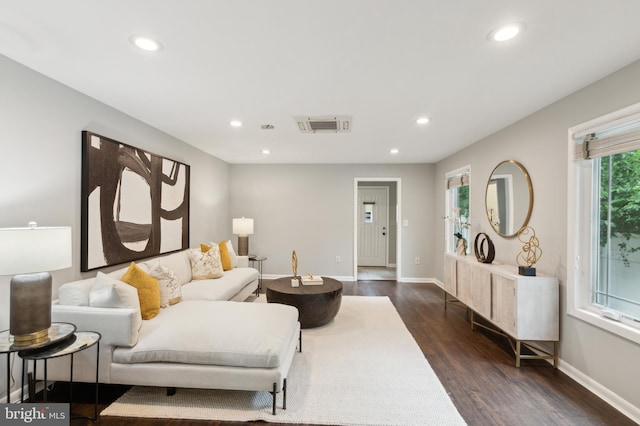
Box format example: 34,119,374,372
45,245,301,414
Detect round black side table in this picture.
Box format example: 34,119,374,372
19,331,101,421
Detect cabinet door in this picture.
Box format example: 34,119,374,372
456,261,471,305
444,256,457,296
470,266,491,318
492,274,516,336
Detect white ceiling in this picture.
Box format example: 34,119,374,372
2,1,640,164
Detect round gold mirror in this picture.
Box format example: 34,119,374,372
485,160,533,238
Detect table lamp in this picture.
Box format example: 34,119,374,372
0,222,72,346
232,217,254,256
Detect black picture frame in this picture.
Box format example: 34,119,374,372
81,131,190,272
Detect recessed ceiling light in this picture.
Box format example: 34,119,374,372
488,23,525,42
262,149,271,155
390,149,400,155
416,117,430,125
130,35,163,52
230,120,243,127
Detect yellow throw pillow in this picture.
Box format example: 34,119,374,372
200,243,211,253
121,262,160,320
218,240,233,271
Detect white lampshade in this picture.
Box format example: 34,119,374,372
0,224,72,275
232,218,254,236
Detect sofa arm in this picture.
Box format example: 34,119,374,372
237,255,249,268
51,304,142,347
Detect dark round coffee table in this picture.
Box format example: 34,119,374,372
266,277,343,328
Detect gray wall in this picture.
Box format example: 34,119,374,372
434,59,640,418
0,55,231,400
229,164,434,280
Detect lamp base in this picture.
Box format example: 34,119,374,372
12,329,50,347
237,235,249,256
10,272,52,347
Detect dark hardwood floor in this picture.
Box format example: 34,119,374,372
45,280,635,425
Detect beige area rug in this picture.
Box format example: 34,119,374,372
101,296,467,425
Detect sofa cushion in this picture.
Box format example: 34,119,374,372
112,300,299,368
180,268,258,301
148,261,182,307
148,250,192,285
188,247,224,279
58,278,95,306
121,262,161,320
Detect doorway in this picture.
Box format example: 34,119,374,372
354,179,400,281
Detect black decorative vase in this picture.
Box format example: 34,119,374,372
474,233,495,264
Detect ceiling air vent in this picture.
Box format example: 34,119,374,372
294,115,352,133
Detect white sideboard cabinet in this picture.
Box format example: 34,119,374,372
443,253,559,367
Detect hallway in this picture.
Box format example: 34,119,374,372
357,266,396,280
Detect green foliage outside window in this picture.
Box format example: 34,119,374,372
457,185,469,219
600,150,640,266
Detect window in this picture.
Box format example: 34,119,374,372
445,167,470,254
569,103,640,342
363,203,374,223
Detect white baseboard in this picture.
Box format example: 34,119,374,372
397,277,437,284
263,274,355,282
558,360,640,424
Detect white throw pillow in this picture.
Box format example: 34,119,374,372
226,240,239,268
89,272,140,309
188,246,224,280
58,278,94,306
148,260,182,307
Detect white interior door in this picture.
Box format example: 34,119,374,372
357,187,388,266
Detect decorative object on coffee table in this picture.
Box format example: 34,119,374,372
474,232,495,263
301,274,323,285
516,226,542,276
267,277,342,328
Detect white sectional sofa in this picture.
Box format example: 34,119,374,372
46,247,301,414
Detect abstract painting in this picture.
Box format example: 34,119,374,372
81,131,190,271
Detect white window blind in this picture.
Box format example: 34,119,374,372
446,174,469,189
574,118,640,160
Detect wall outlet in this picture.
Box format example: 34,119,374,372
335,256,341,263
414,257,420,265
